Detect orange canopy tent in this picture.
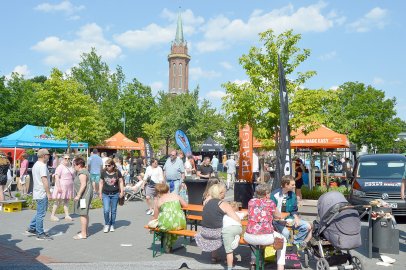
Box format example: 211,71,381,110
94,132,143,150
291,125,349,149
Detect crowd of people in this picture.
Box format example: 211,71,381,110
1,148,317,270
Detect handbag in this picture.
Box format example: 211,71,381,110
273,236,284,250
119,195,125,206
147,218,159,229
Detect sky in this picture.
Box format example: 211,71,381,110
1,0,405,120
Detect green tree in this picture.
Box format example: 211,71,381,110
70,48,125,134
222,29,316,145
119,78,156,139
290,88,337,133
36,68,108,150
325,82,403,153
0,74,48,137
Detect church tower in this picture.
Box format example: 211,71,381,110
168,11,190,94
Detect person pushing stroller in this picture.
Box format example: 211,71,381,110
271,175,312,248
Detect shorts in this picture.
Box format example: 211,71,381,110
145,186,156,198
0,176,6,186
295,179,304,189
90,174,101,183
222,225,242,253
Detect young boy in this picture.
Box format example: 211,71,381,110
222,201,246,270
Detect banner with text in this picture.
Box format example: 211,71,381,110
239,125,253,182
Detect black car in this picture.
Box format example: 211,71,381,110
348,154,406,216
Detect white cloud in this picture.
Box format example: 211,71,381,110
329,85,339,91
233,79,249,85
197,2,339,53
347,7,388,32
35,0,85,19
220,61,233,70
150,81,164,95
189,67,221,80
32,23,122,66
207,90,226,99
6,65,31,79
319,50,337,61
115,9,204,50
372,77,384,85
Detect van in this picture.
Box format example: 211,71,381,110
348,154,406,216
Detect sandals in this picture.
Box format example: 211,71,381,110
50,216,59,222
73,233,87,240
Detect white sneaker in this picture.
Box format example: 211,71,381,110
103,225,110,233
146,209,152,215
109,225,115,232
149,210,154,216
231,235,240,250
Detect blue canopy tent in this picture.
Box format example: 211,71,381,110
0,125,88,195
0,125,88,149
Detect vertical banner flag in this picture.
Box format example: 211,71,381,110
277,54,292,180
239,125,253,182
143,139,154,166
175,130,192,156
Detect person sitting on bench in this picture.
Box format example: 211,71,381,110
270,175,312,249
152,183,187,253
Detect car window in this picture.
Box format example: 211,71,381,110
357,160,405,178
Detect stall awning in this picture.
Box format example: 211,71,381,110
291,125,349,149
0,125,88,149
94,132,143,150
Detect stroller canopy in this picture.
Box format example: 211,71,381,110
317,191,362,249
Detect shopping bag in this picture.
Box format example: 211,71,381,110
285,245,302,269
80,198,86,209
264,246,276,262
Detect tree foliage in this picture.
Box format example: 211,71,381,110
0,74,47,137
222,29,316,145
35,68,108,149
325,82,404,152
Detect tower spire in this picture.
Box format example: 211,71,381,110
174,10,184,45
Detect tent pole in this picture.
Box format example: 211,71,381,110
13,147,17,183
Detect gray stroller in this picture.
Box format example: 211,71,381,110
303,191,367,270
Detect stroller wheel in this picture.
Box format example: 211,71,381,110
316,258,329,270
350,255,363,270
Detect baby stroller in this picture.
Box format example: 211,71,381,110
303,191,368,270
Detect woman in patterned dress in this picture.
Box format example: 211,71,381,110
244,184,287,270
50,154,75,221
153,182,187,252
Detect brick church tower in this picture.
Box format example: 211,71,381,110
168,12,190,94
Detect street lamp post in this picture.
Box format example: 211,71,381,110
120,112,126,135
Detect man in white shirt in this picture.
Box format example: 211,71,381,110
224,156,237,190
26,149,53,240
211,155,219,174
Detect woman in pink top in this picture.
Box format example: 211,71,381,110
19,153,29,195
244,184,287,270
50,154,75,221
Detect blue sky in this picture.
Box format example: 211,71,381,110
1,1,405,120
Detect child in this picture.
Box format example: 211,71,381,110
222,201,246,270
179,182,188,203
